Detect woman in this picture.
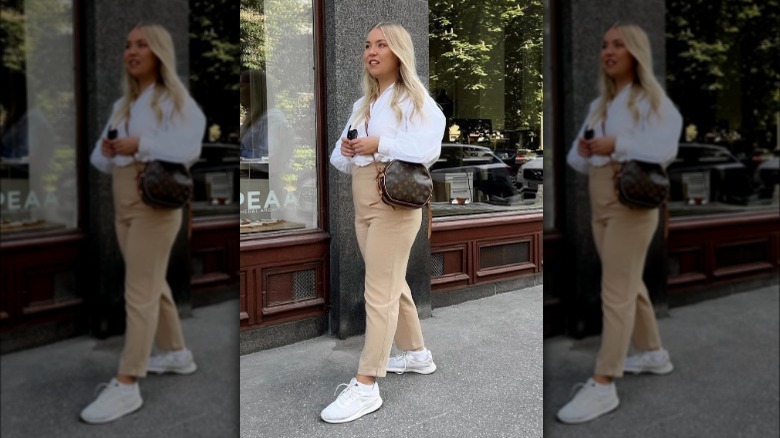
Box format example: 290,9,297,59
322,22,445,424
558,23,682,424
82,23,206,424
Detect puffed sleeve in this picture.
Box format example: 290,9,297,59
376,95,445,169
90,99,122,174
329,120,354,174
612,96,682,168
330,99,363,175
566,99,598,175
134,96,206,167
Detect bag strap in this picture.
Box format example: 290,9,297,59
369,157,385,207
604,116,670,218
360,116,384,207
426,202,432,239
604,121,627,198
128,117,142,176
118,120,151,207
364,117,431,239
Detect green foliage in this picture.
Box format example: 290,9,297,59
430,0,543,131
240,0,316,192
1,0,77,197
190,0,241,143
240,0,316,137
0,6,26,73
261,0,315,129
240,2,265,70
667,0,780,147
282,146,316,192
2,0,74,133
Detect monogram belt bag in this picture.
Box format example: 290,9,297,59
137,160,193,209
371,159,434,239
613,160,669,209
350,121,433,209
375,160,433,209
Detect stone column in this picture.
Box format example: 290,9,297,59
325,0,432,338
557,0,669,337
84,0,192,337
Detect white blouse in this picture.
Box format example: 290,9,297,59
90,85,206,174
567,85,683,174
330,84,445,174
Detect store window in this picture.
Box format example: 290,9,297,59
189,0,241,219
239,0,318,234
429,0,543,217
1,0,78,236
666,0,779,217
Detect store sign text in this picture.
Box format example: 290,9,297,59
240,189,298,212
0,190,59,210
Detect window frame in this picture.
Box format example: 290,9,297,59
0,0,86,244
239,0,327,241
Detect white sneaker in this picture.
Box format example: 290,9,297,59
147,349,198,375
386,349,437,375
80,378,143,424
556,378,620,424
624,349,674,375
320,378,383,424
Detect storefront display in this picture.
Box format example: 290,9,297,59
1,1,78,237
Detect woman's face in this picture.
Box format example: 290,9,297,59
124,28,159,85
601,27,635,85
363,27,400,84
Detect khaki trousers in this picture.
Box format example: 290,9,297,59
589,163,663,378
112,164,186,377
352,165,426,377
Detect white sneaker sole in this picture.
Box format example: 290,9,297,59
388,362,437,375
556,398,620,424
624,362,674,375
321,397,383,424
147,362,198,375
81,399,143,424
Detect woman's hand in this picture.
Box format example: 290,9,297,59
349,136,380,156
109,136,141,156
577,137,592,158
587,136,616,156
340,137,356,157
100,137,116,158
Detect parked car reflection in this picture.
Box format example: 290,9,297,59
667,143,753,205
189,142,240,216
515,148,537,167
429,143,518,202
517,157,543,199
756,153,779,199
494,148,521,179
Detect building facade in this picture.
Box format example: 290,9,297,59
4,0,775,354
0,0,239,353
544,0,780,338
1,0,543,354
238,0,544,353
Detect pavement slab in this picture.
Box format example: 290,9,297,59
4,283,774,438
543,285,780,438
240,286,544,438
0,300,239,438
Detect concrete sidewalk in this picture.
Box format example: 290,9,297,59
5,282,768,438
544,285,780,438
0,299,239,438
240,286,544,438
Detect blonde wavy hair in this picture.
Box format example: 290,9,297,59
352,22,429,128
588,23,664,128
113,23,188,127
